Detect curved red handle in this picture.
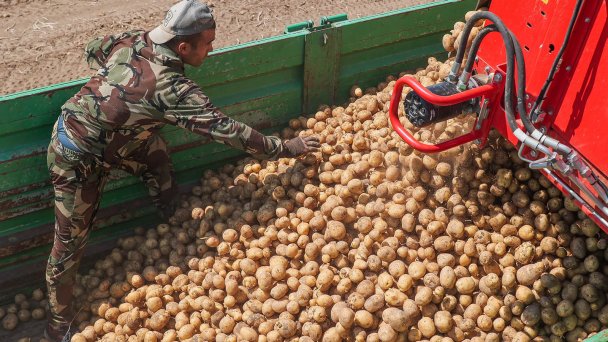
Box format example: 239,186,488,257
388,76,497,153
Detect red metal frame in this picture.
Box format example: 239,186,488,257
480,0,608,231
389,0,608,230
389,76,501,153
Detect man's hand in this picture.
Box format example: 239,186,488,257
282,135,321,157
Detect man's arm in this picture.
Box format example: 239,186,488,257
161,79,291,160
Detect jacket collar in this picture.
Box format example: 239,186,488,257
142,32,185,71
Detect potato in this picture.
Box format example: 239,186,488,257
377,322,397,342
32,308,45,320
456,277,476,294
177,324,195,340
581,284,600,303
148,310,170,331
516,262,545,286
325,220,346,241
412,285,432,306
433,311,452,333
408,261,426,280
354,310,374,329
322,327,342,342
16,309,30,322
364,294,385,313
2,313,18,330
418,317,436,338
442,34,456,52
275,319,296,338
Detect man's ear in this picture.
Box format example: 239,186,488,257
177,41,190,55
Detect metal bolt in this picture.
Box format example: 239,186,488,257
539,127,547,133
548,110,554,115
566,66,572,72
525,94,529,100
530,150,538,157
585,17,591,23
475,56,479,62
493,73,503,83
527,103,532,108
484,66,491,74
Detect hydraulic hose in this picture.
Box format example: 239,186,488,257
449,11,552,156
508,30,535,135
451,7,605,208
458,25,498,89
509,30,573,155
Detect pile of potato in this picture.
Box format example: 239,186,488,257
442,10,486,55
60,51,608,342
0,289,47,333
2,9,607,342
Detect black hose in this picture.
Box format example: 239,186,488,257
458,24,526,134
508,30,537,134
451,12,552,157
462,25,497,74
530,0,584,117
510,32,572,155
454,12,518,132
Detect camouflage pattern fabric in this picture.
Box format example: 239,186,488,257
46,134,106,333
63,30,285,163
46,124,178,333
47,29,284,335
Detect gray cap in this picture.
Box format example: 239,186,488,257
149,0,215,44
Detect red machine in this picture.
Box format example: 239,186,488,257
389,0,608,231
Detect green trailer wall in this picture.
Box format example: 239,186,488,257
0,0,474,300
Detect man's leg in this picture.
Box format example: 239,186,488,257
45,143,105,340
119,135,178,219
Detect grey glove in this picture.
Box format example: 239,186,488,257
281,135,321,157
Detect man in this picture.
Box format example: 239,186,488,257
44,1,319,340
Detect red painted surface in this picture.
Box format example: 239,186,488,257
482,0,608,230
388,76,502,152
391,0,608,230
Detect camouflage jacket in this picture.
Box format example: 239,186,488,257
60,30,284,165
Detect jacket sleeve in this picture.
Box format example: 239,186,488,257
160,79,285,160
84,30,144,70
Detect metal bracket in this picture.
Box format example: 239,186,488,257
475,99,490,130
284,20,314,33
320,14,348,26
532,110,546,124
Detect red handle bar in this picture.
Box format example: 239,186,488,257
388,76,498,153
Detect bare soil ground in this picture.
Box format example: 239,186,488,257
0,0,435,96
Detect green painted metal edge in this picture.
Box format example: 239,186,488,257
584,330,608,342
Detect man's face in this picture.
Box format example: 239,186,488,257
180,29,215,67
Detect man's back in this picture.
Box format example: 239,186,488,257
61,31,192,164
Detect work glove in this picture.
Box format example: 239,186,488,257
281,135,321,157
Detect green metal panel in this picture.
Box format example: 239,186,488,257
303,27,342,114
0,0,475,300
584,330,608,342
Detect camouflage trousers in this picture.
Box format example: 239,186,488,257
45,131,177,332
